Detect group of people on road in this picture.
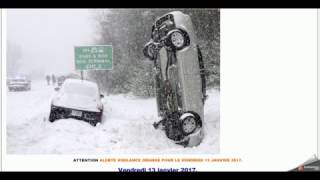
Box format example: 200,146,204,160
46,74,56,86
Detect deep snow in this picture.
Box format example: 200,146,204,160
6,80,219,154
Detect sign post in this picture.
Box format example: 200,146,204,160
74,45,113,79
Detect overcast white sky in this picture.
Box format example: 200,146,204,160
7,9,96,78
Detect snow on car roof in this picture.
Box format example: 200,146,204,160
63,78,98,88
62,79,99,97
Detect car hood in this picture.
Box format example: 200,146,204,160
52,93,101,112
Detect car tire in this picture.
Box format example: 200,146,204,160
180,111,202,136
90,121,97,126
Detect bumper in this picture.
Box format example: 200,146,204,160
8,85,29,91
50,105,102,123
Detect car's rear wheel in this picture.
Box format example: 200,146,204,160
180,112,202,136
181,117,197,135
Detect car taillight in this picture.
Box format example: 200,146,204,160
97,103,103,111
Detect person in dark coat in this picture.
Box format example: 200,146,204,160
46,75,50,85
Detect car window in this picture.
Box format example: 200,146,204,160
63,82,98,98
12,79,26,82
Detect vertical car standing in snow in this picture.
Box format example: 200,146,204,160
143,11,207,147
49,79,104,126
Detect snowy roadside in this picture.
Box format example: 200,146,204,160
6,80,219,154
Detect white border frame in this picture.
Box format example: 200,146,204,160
1,8,319,172
317,9,320,159
1,9,6,171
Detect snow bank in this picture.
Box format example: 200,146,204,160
6,80,219,154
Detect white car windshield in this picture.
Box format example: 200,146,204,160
12,79,27,82
63,82,98,98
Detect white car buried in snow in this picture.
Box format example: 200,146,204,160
49,79,104,126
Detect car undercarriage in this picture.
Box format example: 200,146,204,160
143,11,208,147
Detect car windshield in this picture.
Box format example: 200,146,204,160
12,79,26,82
63,82,98,98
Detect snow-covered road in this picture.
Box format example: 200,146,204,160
6,80,219,154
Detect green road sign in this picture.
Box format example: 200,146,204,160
74,45,113,70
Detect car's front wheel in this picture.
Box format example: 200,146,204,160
180,112,202,136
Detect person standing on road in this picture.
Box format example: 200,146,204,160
46,75,50,85
52,74,56,86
